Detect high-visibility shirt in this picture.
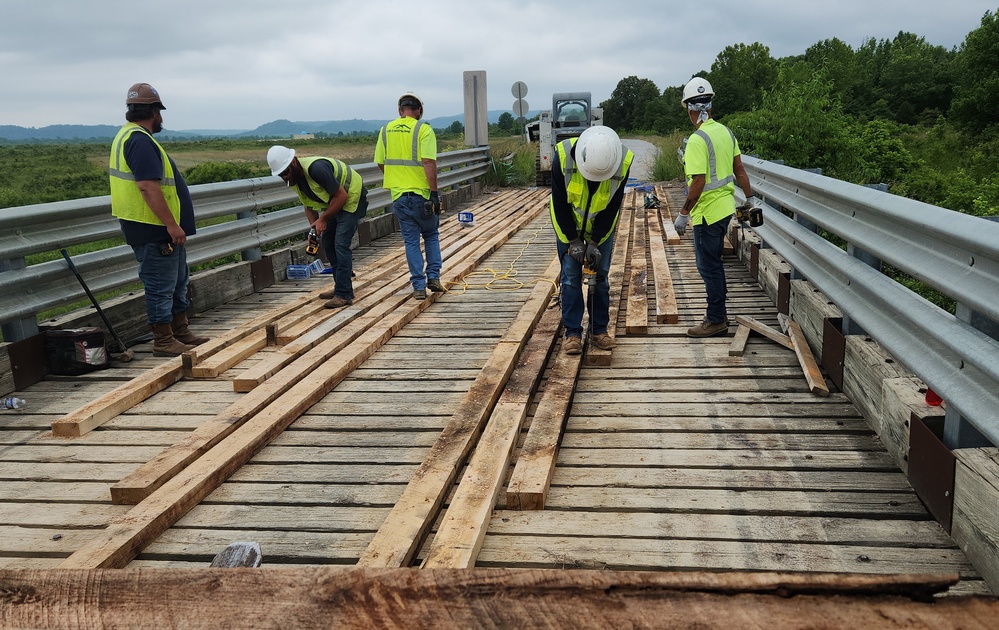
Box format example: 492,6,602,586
109,122,180,224
293,156,364,213
374,116,436,200
683,118,740,226
549,137,634,245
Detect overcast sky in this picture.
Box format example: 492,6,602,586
2,0,995,131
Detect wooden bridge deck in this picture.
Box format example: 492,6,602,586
0,186,991,596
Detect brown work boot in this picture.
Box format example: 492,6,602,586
686,318,730,338
412,288,427,300
427,278,445,293
324,296,352,309
563,336,582,355
152,322,195,357
170,311,209,346
590,333,616,350
319,286,337,299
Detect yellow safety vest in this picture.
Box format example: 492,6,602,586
684,118,739,226
109,123,180,225
549,137,634,245
375,116,436,199
293,156,364,213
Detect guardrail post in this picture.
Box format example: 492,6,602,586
236,210,262,262
0,257,39,342
944,216,999,449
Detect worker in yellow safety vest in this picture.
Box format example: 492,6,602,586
109,82,208,357
677,77,755,338
550,125,634,356
374,93,443,301
266,146,369,309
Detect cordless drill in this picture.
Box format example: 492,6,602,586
306,227,320,256
736,201,764,227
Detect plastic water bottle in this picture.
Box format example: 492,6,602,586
2,397,26,410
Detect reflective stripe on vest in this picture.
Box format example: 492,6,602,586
295,156,363,213
692,126,737,192
549,137,633,245
109,122,180,225
380,120,425,167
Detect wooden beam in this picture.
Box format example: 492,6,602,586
233,200,533,391
423,295,560,568
787,320,831,397
4,568,989,629
659,185,681,245
61,293,436,569
506,337,584,510
586,199,633,367
50,283,340,437
109,202,547,505
646,204,678,324
188,329,268,378
728,324,751,357
625,195,649,334
358,268,557,568
734,315,794,351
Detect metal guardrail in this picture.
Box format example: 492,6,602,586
0,148,491,337
742,157,999,447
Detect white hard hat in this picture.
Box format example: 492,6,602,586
681,77,714,105
267,145,295,176
575,126,623,182
398,92,423,108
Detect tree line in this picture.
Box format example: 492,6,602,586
598,9,999,217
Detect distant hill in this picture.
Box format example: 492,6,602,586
0,110,538,143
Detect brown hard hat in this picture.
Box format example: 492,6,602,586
126,83,165,109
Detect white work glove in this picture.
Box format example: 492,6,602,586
674,213,690,235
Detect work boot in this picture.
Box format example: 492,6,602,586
324,296,352,309
170,311,209,346
590,333,616,350
686,318,730,338
152,323,195,357
563,336,582,355
412,288,427,300
319,286,337,299
427,278,445,293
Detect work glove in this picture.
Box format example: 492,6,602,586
584,241,601,270
567,240,586,265
674,213,690,235
430,191,442,215
738,195,759,211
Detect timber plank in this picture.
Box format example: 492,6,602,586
488,511,953,546
735,315,794,350
588,198,632,366
647,204,679,324
358,266,557,568
109,204,547,505
475,535,976,576
424,303,560,568
788,320,830,397
626,197,649,334
507,341,584,510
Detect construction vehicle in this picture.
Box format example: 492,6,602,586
525,92,603,186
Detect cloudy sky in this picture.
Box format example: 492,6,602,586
2,0,995,131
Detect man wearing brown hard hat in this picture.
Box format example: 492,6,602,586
109,83,209,356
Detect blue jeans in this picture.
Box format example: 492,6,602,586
131,242,190,325
556,237,615,338
392,192,442,290
321,205,366,300
693,214,733,323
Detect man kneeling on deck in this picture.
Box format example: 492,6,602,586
550,126,633,355
267,146,369,309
